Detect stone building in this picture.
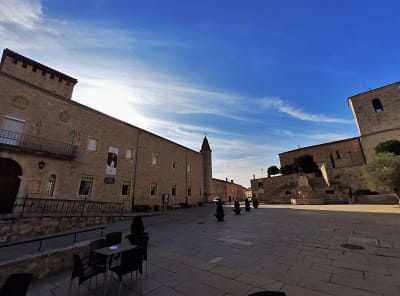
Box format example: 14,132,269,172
252,82,400,204
211,178,246,203
0,48,213,213
348,82,400,161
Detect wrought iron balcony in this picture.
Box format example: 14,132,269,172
0,129,77,160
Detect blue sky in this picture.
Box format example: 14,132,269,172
1,0,400,186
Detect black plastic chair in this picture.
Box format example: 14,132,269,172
248,292,286,296
0,273,33,296
110,248,143,296
105,232,122,246
126,234,149,276
68,254,106,296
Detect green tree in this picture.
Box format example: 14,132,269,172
375,140,400,155
294,155,319,174
267,165,280,177
363,152,400,204
280,164,296,175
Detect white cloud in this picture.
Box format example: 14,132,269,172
0,0,42,29
308,133,354,142
260,97,353,123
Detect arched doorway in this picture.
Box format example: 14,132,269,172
0,158,22,213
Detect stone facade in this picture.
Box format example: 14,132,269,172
211,178,246,202
0,48,213,212
279,137,365,169
348,81,400,161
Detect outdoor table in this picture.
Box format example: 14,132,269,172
94,240,139,295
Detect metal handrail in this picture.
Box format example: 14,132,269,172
9,197,126,218
0,128,77,159
0,225,106,252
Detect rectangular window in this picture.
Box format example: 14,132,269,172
0,116,25,145
171,185,177,197
79,176,94,197
125,148,133,160
172,161,177,169
152,154,158,166
150,183,157,197
187,164,191,173
87,137,98,152
46,174,56,196
121,181,131,197
187,186,192,197
336,150,341,159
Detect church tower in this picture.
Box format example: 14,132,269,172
348,82,400,161
201,136,212,202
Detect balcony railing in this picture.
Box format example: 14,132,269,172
0,129,77,160
4,197,126,218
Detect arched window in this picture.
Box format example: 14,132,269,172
46,174,56,196
372,98,383,113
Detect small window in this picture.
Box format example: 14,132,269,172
258,182,263,189
42,71,46,76
58,77,62,82
46,174,56,196
150,183,157,197
152,154,158,166
336,150,341,159
187,164,191,173
87,137,98,152
12,58,18,64
22,63,27,68
325,190,335,194
285,191,291,195
79,176,94,197
125,148,133,160
32,68,37,72
50,74,54,79
187,186,192,197
121,181,131,197
171,185,177,197
372,98,384,113
172,161,177,169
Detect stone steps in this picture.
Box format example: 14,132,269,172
355,194,398,205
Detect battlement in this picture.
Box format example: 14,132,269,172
0,48,77,99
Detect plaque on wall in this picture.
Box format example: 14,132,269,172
28,180,41,193
59,110,71,123
104,177,115,184
11,96,29,110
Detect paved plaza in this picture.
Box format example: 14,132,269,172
23,204,400,296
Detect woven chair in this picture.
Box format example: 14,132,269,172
0,273,33,296
68,254,106,296
110,248,143,296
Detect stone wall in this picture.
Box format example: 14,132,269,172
251,174,300,203
348,82,400,161
0,215,131,243
279,137,364,169
0,241,89,286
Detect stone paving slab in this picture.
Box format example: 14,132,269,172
3,204,398,296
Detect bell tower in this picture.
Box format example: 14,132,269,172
348,82,400,161
201,136,212,202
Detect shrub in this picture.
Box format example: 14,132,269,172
375,140,400,155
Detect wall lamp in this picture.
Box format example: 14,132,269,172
38,161,46,169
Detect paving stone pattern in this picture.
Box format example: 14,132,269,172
21,204,400,295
